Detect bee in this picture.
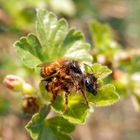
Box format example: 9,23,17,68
40,58,98,110
40,58,82,79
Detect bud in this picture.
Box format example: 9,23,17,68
120,52,131,61
22,83,35,95
97,54,106,64
3,75,24,92
22,96,39,114
112,70,124,80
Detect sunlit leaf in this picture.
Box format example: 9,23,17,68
51,95,89,124
36,9,92,64
14,33,43,69
15,9,93,69
84,63,112,79
88,84,120,106
64,29,93,65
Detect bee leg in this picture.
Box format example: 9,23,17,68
81,90,89,108
42,72,59,81
64,92,69,111
51,93,57,104
51,85,62,104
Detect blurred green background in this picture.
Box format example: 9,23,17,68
0,0,140,140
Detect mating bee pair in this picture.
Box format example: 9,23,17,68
40,58,98,110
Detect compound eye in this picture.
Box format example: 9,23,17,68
69,62,82,74
85,77,96,95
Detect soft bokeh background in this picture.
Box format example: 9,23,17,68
0,0,140,140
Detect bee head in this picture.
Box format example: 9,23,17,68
84,74,97,95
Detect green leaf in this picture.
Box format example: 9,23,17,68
14,33,43,68
63,101,89,124
89,20,121,62
90,20,112,45
51,95,89,124
14,9,93,69
88,84,120,106
36,9,68,61
38,124,57,140
36,10,57,46
26,105,74,140
64,29,93,65
85,63,112,79
26,105,51,139
36,9,92,64
47,116,75,133
37,122,72,140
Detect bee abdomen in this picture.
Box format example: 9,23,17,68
40,62,60,78
40,67,55,78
